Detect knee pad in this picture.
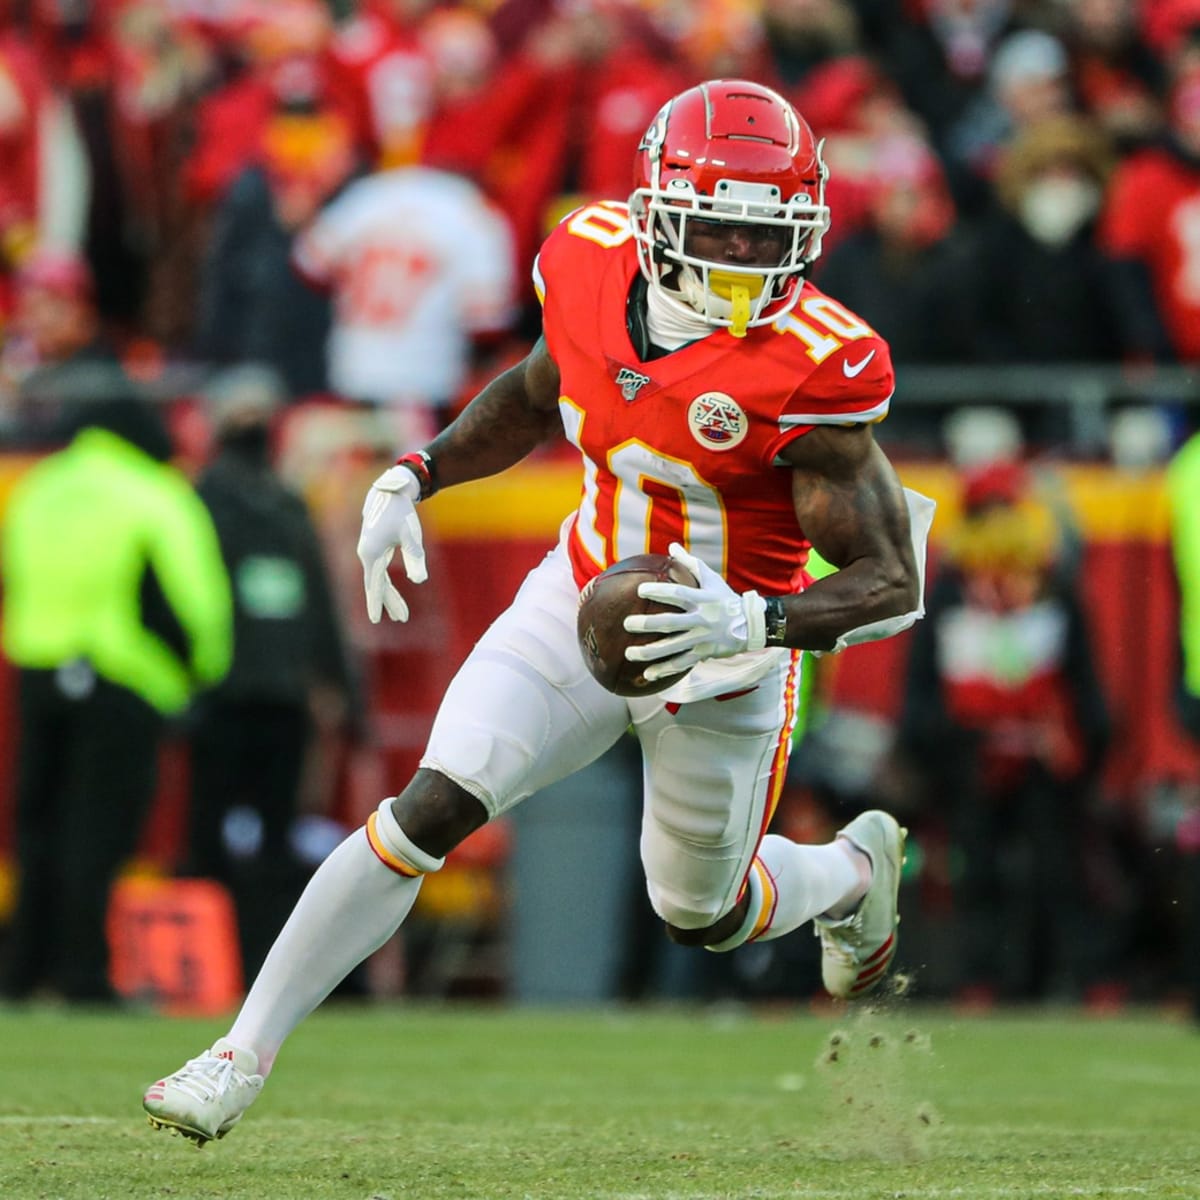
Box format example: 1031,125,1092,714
649,864,764,952
645,879,726,935
365,798,446,878
646,726,741,848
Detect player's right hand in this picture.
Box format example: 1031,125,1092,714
356,465,428,623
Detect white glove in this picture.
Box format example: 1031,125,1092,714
624,542,767,682
356,465,428,623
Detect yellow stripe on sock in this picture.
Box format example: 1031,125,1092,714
748,858,778,942
365,812,422,877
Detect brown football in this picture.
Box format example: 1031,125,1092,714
577,553,699,696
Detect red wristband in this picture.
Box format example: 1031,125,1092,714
395,450,438,500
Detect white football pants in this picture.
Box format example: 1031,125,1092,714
422,542,802,932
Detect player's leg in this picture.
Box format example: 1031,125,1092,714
632,652,903,997
631,651,858,942
145,544,631,1142
144,765,480,1144
227,549,631,1060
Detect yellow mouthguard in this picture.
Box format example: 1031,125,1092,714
709,270,763,339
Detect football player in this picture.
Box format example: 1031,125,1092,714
145,79,933,1145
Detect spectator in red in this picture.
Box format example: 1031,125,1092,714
815,133,972,451
0,7,83,324
423,2,687,307
1142,0,1200,60
27,1,216,333
665,0,768,84
788,56,929,257
418,9,574,299
896,461,1113,1004
413,6,510,185
1064,0,1165,151
184,0,363,210
330,0,441,169
1097,67,1200,362
758,0,862,94
566,1,691,206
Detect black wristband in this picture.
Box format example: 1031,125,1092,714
763,595,788,646
395,449,438,501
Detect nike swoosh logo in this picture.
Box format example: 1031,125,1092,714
842,349,876,378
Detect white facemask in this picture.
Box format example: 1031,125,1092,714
1018,176,1101,248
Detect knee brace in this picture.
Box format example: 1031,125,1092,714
365,798,446,878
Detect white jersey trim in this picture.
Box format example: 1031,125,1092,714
531,254,546,304
777,389,894,431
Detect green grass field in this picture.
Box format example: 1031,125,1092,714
1,1001,1198,1199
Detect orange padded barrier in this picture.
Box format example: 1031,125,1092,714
107,877,243,1015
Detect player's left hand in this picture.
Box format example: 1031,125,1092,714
356,465,428,623
623,542,767,681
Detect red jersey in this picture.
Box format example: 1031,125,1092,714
534,201,896,596
331,7,433,167
1098,148,1200,361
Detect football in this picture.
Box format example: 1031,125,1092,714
577,553,699,696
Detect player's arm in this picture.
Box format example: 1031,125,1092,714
424,334,563,490
626,423,929,680
772,423,918,651
356,336,563,623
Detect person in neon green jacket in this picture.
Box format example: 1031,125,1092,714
1166,431,1200,1024
1,391,233,1003
1168,432,1200,738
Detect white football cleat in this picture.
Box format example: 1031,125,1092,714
814,810,907,1000
143,1038,264,1145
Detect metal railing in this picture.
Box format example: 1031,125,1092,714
890,363,1200,457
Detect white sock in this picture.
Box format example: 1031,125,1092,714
227,827,422,1073
745,833,866,943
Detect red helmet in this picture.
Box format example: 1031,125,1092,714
629,79,829,336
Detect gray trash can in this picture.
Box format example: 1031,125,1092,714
510,735,642,1003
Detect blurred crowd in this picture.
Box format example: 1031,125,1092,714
1,0,1200,1012
0,0,1198,436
